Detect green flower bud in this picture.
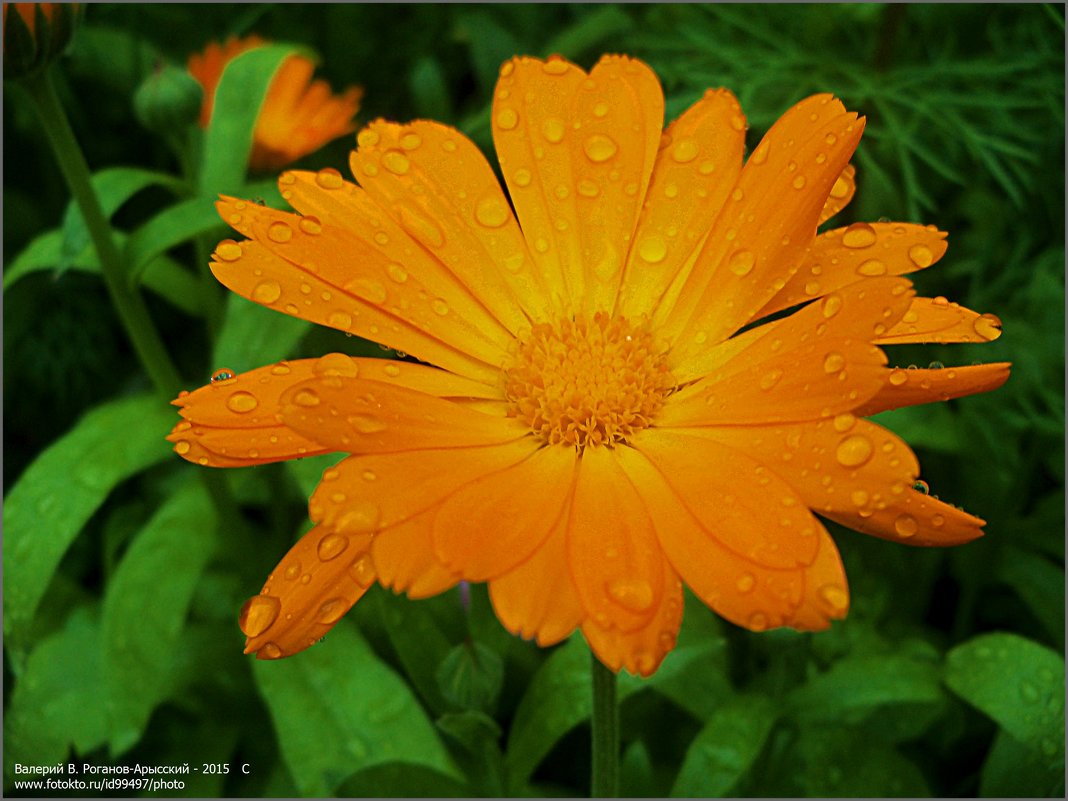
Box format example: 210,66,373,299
3,3,80,79
133,62,204,135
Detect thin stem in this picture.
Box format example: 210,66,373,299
22,67,183,399
590,654,619,798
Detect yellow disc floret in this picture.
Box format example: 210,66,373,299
504,313,674,449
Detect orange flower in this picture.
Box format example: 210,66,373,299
3,2,79,77
169,55,1010,677
187,35,362,172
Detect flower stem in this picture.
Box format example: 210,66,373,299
22,67,183,399
590,653,619,798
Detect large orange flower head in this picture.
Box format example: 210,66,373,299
169,54,1009,677
187,34,362,172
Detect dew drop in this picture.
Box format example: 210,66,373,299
357,129,380,148
475,196,509,228
383,364,401,377
299,216,323,236
894,514,918,538
928,360,944,370
351,554,376,588
271,361,292,376
792,174,807,190
211,367,236,383
227,391,259,414
639,236,667,264
317,533,349,562
328,311,353,330
293,389,320,407
748,612,768,631
908,244,934,268
577,179,600,198
349,277,388,304
750,141,769,165
216,240,242,261
314,353,359,378
829,175,851,198
316,598,348,625
239,595,281,638
495,108,519,130
842,222,877,248
174,440,191,455
671,139,698,163
259,642,283,659
284,563,302,581
835,434,873,468
728,249,756,276
542,58,569,75
850,489,869,507
513,168,532,187
833,412,856,432
973,313,1002,341
819,585,848,611
730,115,746,132
592,101,609,118
913,480,930,494
348,414,387,434
857,258,886,276
606,579,654,613
315,168,344,190
823,351,845,374
888,367,908,386
736,573,755,593
804,280,821,296
542,117,566,143
400,132,422,150
252,281,282,304
431,298,450,316
821,293,843,318
759,368,783,391
583,134,618,163
381,150,411,175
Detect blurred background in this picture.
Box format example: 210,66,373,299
3,3,1064,797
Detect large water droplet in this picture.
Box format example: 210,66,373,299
400,132,422,151
888,367,908,386
671,139,698,163
431,298,450,316
835,434,873,468
495,108,519,130
583,134,618,163
315,168,344,190
475,196,509,228
819,584,848,611
252,281,282,304
227,391,259,414
351,554,375,588
239,594,281,637
317,533,349,562
856,258,886,276
382,150,411,175
541,118,565,143
728,249,756,276
314,353,359,378
908,244,934,268
606,579,654,613
348,414,387,434
317,597,348,624
258,642,283,659
211,367,236,383
327,311,353,330
894,514,918,538
821,293,843,318
823,352,845,374
841,222,877,248
293,389,321,407
349,277,388,304
972,313,1002,341
335,502,380,536
216,240,242,262
639,236,667,264
299,216,322,236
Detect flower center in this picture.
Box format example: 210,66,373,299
504,313,674,449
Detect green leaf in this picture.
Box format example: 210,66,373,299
252,622,459,796
995,546,1066,648
794,729,931,797
372,589,455,714
101,479,218,755
671,695,778,797
213,292,311,373
336,762,469,798
59,167,185,273
436,710,502,754
785,650,944,724
409,56,452,121
647,641,733,722
944,632,1065,761
286,452,341,498
4,228,202,316
980,728,1066,797
3,606,108,773
543,6,635,59
504,637,642,791
436,641,504,714
198,44,302,195
3,394,176,646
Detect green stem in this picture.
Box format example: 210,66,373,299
23,67,182,399
590,654,619,798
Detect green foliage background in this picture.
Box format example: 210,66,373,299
3,3,1064,797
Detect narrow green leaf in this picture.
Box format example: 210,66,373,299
59,166,185,273
408,56,452,121
436,710,502,754
671,695,778,797
372,590,454,714
3,394,176,645
252,622,459,796
101,479,218,755
199,44,302,195
980,728,1065,797
505,637,642,790
795,729,931,797
996,546,1066,648
3,606,108,771
544,7,635,58
436,641,504,714
647,641,732,722
944,632,1065,760
213,292,310,372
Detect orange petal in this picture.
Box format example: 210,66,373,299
876,298,1004,344
855,362,1012,416
817,163,856,225
492,54,664,316
679,418,919,521
216,197,511,371
280,376,523,453
489,507,584,647
349,120,551,329
826,487,986,547
756,223,948,320
581,555,684,677
618,88,746,320
309,440,540,536
567,446,664,634
632,430,821,568
372,506,460,599
432,445,576,581
169,356,501,466
614,445,806,632
662,95,866,354
663,277,915,425
240,524,376,660
781,527,849,630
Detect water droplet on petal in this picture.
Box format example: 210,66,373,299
823,352,845,374
351,554,375,588
836,434,873,468
284,563,302,580
348,414,387,433
431,298,449,316
606,579,654,613
315,168,344,190
913,480,930,494
736,573,755,593
475,196,509,228
748,612,768,631
259,642,283,659
400,132,423,150
293,389,321,407
513,168,532,187
671,139,698,163
908,244,934,267
842,222,877,248
299,216,322,235
381,150,411,175
271,361,291,376
728,249,756,276
759,368,783,391
888,367,908,386
216,240,242,261
577,179,600,198
252,281,282,304
317,534,349,562
314,353,359,378
750,141,770,164
583,134,618,163
349,277,388,304
973,313,1002,341
227,391,259,413
542,117,565,143
328,311,353,330
792,174,807,190
821,293,843,318
496,108,519,130
894,514,918,538
833,412,856,432
211,367,236,383
174,440,191,455
542,58,569,75
639,236,667,264
317,597,348,624
239,595,281,637
857,259,886,276
819,585,848,611
928,361,944,370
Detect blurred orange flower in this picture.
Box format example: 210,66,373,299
170,54,1009,676
3,2,78,77
187,34,362,171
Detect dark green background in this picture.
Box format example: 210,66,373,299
4,4,1064,797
